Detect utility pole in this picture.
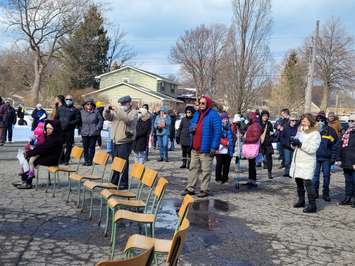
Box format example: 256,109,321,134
304,20,320,113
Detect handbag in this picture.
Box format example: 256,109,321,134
242,141,260,159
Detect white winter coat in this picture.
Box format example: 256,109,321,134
290,128,321,180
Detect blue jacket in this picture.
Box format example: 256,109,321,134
190,108,222,153
316,125,338,161
219,124,235,157
280,123,298,150
154,115,171,136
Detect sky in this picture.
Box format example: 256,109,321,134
1,0,355,77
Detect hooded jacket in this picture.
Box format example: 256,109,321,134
26,120,64,166
55,104,81,132
133,111,152,152
316,125,338,161
244,112,262,144
190,96,221,153
177,107,195,147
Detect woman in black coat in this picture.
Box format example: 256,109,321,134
133,108,152,164
176,106,195,169
17,120,63,189
260,110,274,179
338,115,355,207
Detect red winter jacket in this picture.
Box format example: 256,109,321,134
244,112,262,144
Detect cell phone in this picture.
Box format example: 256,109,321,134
108,106,113,110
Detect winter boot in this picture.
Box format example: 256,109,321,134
303,183,317,213
180,159,187,168
186,160,190,170
340,196,352,205
322,190,331,202
268,171,273,179
293,190,305,208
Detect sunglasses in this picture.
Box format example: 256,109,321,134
290,120,297,122
86,103,93,106
349,120,355,123
65,98,72,101
199,102,207,106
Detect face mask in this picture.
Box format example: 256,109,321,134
138,112,143,119
65,99,73,106
319,121,326,131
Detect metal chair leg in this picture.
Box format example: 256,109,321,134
46,172,51,193
77,182,82,208
110,222,117,260
66,178,72,203
104,207,110,237
52,172,57,198
35,168,39,190
89,190,94,220
81,188,86,212
98,197,103,226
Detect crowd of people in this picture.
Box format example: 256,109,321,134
1,94,355,212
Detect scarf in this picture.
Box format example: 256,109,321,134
342,125,355,148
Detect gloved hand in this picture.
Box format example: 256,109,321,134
210,149,216,157
291,138,302,148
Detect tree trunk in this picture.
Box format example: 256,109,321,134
320,83,330,111
31,56,44,106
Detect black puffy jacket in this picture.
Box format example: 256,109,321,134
55,105,81,132
133,117,151,152
316,126,338,161
339,130,355,169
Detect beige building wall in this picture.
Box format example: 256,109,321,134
100,68,158,91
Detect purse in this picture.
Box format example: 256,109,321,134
242,141,260,159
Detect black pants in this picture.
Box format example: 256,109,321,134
62,130,75,163
82,136,97,164
181,145,191,161
111,142,132,187
295,178,316,203
97,134,102,147
248,158,256,181
215,154,232,182
4,124,13,142
263,152,273,173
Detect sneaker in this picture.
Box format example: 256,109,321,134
197,191,209,198
12,181,25,187
303,205,317,213
17,183,33,189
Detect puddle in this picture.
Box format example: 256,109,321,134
156,198,234,231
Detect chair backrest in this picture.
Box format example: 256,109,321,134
167,218,190,266
96,246,154,266
141,169,158,188
71,146,84,160
145,177,168,214
177,195,194,228
130,163,145,182
111,157,126,173
93,150,110,166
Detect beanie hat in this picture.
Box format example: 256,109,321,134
316,111,326,121
260,110,270,118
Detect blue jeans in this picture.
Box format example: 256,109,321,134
312,159,331,194
135,151,146,164
283,149,293,176
157,135,168,160
343,169,355,198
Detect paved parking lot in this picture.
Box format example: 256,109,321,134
1,143,355,265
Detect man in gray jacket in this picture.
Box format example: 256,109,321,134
104,96,138,189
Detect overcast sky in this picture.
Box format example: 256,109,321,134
1,0,355,77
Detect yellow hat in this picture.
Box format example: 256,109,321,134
96,101,105,107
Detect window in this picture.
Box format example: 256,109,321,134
160,82,165,91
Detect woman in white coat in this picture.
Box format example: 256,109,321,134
290,113,321,213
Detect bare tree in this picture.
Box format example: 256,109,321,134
315,18,355,110
221,0,272,113
3,0,87,105
170,24,227,98
107,26,136,70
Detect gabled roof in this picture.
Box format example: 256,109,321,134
82,83,183,103
95,65,178,85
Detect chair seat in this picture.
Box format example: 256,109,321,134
70,173,101,182
125,234,171,254
107,197,145,209
83,181,117,190
48,166,77,173
100,189,136,199
114,209,155,224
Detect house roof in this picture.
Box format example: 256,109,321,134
82,83,183,103
95,65,179,85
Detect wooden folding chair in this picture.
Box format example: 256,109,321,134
67,150,110,207
104,168,158,238
44,146,84,198
99,163,145,225
96,245,154,266
124,218,190,266
111,177,169,260
82,157,126,219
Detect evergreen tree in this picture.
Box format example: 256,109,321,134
62,5,109,89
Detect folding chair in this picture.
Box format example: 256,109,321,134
111,177,169,259
45,146,84,198
96,245,154,266
124,218,190,266
104,168,158,238
67,150,110,207
82,157,126,219
99,163,145,225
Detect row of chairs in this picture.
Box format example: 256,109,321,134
35,146,194,266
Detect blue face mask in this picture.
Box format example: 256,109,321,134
65,99,73,106
319,121,326,131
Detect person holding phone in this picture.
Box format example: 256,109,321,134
154,106,171,162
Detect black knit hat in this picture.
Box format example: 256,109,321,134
260,110,270,118
185,106,195,114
